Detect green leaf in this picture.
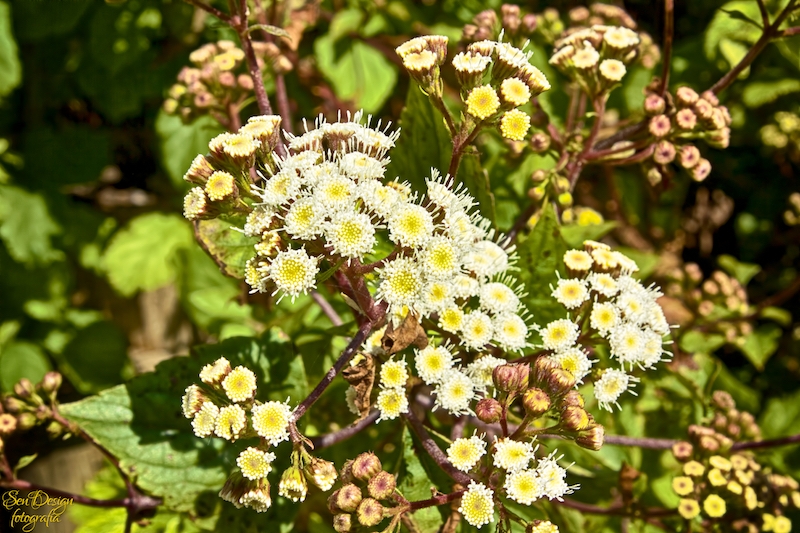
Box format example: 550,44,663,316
102,213,193,297
516,204,568,327
560,221,617,249
759,306,792,326
398,427,444,533
386,85,452,194
759,389,800,439
457,150,496,225
718,254,761,285
0,341,52,392
247,24,290,40
155,111,224,187
0,186,62,265
13,453,38,476
679,331,726,355
622,66,652,113
720,8,762,29
58,321,129,394
314,34,398,114
741,324,782,370
705,2,762,66
0,1,21,97
11,0,91,42
60,330,306,516
193,218,258,279
742,79,800,107
22,127,112,188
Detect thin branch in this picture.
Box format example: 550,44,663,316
732,432,800,451
403,410,472,485
311,290,343,326
657,0,674,96
311,410,380,448
408,490,465,511
183,0,230,22
292,321,374,420
430,93,458,138
603,435,679,449
757,0,770,28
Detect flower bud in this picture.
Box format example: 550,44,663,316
699,435,720,453
575,423,605,451
671,441,694,461
336,483,363,512
333,514,352,533
17,412,37,430
305,457,338,491
4,398,25,413
530,132,550,153
522,387,551,417
561,390,585,408
676,86,699,107
546,368,577,396
522,13,537,33
501,4,521,34
14,379,35,399
340,459,355,484
561,405,590,431
644,93,666,115
557,192,573,207
0,413,18,435
531,169,547,182
528,185,546,201
368,471,397,500
492,363,530,394
712,390,736,411
475,398,503,424
352,452,382,482
219,470,249,508
356,498,385,527
653,140,676,165
327,490,342,513
278,466,308,503
707,128,730,149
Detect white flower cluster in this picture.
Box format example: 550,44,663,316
541,241,672,411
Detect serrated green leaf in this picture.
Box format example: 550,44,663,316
516,204,568,327
193,218,258,279
0,2,21,97
57,321,129,394
398,427,444,533
742,79,800,107
60,330,307,517
0,186,62,265
0,340,52,392
679,331,726,355
155,111,224,187
386,85,452,194
560,221,617,249
102,213,193,297
718,254,761,285
741,324,781,370
314,34,397,114
457,150,495,225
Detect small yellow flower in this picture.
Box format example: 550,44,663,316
774,516,792,533
708,468,727,487
726,481,742,495
744,486,758,510
672,476,694,496
683,461,705,477
206,171,236,201
499,77,531,106
702,494,726,518
466,85,501,120
678,498,700,519
729,454,748,470
500,109,531,141
709,455,732,471
237,447,276,480
222,366,257,403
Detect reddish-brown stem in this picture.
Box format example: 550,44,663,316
310,410,380,449
584,139,650,161
448,125,483,178
227,102,242,131
311,290,343,326
348,250,399,275
408,490,465,511
657,0,674,96
604,435,678,449
251,0,293,134
732,433,800,451
757,0,770,27
403,410,472,485
709,0,798,94
292,320,374,421
779,26,800,37
183,0,230,22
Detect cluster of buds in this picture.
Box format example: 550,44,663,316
549,23,641,98
182,115,282,221
642,85,732,185
760,110,800,165
528,171,575,209
462,5,540,46
395,35,449,96
1,372,64,444
328,452,400,532
662,264,754,347
182,357,336,512
163,40,289,127
668,392,796,530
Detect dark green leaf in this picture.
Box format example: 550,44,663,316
58,321,129,394
759,389,800,439
0,1,21,97
560,221,617,249
516,204,568,327
102,213,194,296
193,218,258,280
718,254,761,285
741,324,782,370
398,427,443,533
22,127,112,188
0,341,52,392
386,85,452,196
156,112,224,187
60,330,307,516
679,331,726,355
457,150,496,225
12,0,91,41
0,186,62,265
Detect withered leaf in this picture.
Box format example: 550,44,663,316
381,313,428,355
342,353,375,420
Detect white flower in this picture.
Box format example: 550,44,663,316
244,206,276,236
445,210,485,242
550,347,593,383
458,482,495,528
467,355,506,389
603,26,640,49
493,437,535,472
388,203,435,248
452,274,481,299
535,452,578,501
359,180,401,218
572,43,599,69
267,248,319,300
434,370,475,415
593,368,637,411
313,173,355,211
608,322,646,367
420,281,454,313
551,278,589,309
563,249,593,272
588,273,619,298
415,345,456,384
505,469,543,505
479,282,520,314
420,236,461,279
493,313,529,352
599,59,626,81
338,151,386,181
324,211,376,259
589,301,620,335
447,435,487,472
640,329,669,369
380,358,409,389
461,311,494,350
464,240,509,278
237,447,276,480
539,319,580,352
376,387,409,421
283,197,323,240
251,400,293,446
426,171,475,212
438,305,465,333
452,51,492,74
258,169,301,206
377,257,423,312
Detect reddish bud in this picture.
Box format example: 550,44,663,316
475,398,503,424
333,514,352,533
352,452,382,482
368,471,397,501
522,387,551,417
671,441,694,462
356,498,385,527
561,405,590,431
336,484,363,512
